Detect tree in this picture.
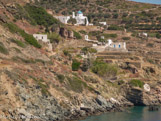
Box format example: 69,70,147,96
156,33,161,39
68,18,77,25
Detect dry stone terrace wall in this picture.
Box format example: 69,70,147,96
96,52,142,68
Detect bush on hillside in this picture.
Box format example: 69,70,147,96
103,33,117,38
79,30,87,35
156,33,161,39
73,31,82,39
57,74,65,83
81,47,97,54
67,76,87,93
25,4,61,27
48,32,62,43
72,59,81,71
122,37,131,40
68,18,77,25
11,39,26,48
108,25,123,30
4,23,41,48
129,79,144,88
0,42,9,55
91,60,118,77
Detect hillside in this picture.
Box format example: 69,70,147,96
0,0,161,121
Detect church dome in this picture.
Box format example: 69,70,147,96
77,11,83,14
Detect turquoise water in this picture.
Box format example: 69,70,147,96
130,0,161,5
80,106,161,121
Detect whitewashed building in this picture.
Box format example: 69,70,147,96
99,22,107,26
105,39,127,51
72,11,89,26
33,34,52,51
138,32,148,38
54,11,90,26
33,34,50,43
54,16,70,24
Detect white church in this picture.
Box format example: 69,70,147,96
54,11,89,26
72,11,89,26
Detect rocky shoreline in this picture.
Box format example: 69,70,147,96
63,95,134,121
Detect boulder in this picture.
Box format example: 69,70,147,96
59,28,68,38
0,15,7,23
68,30,74,38
95,95,113,108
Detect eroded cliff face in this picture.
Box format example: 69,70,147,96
126,85,161,106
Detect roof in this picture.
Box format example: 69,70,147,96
77,11,83,14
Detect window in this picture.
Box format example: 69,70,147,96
119,45,121,48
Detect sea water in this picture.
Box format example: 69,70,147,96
80,106,161,121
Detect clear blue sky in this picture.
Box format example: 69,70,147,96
130,0,161,5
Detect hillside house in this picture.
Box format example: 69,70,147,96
33,34,52,51
54,16,70,24
99,22,107,26
105,39,127,51
84,35,127,52
33,34,50,43
138,32,148,38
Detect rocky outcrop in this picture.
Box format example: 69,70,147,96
126,84,161,106
126,87,145,105
0,15,7,23
59,27,74,38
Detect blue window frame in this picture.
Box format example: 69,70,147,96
119,45,121,48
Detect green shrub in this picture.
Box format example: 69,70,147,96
79,30,87,35
48,32,61,43
129,79,144,88
68,18,77,25
91,60,118,77
24,4,61,27
11,39,26,48
108,25,123,30
156,33,161,39
63,50,69,56
67,76,87,93
57,74,65,83
32,78,50,96
89,31,101,37
147,59,154,64
81,47,97,54
88,48,97,53
118,80,124,85
12,47,21,53
72,59,81,71
146,43,153,47
73,31,82,39
122,37,131,40
0,42,9,55
4,23,41,48
103,33,117,38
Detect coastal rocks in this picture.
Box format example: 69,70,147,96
148,105,159,111
126,84,161,106
126,87,145,105
95,95,113,109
